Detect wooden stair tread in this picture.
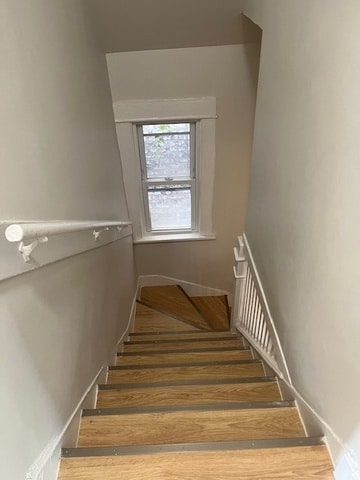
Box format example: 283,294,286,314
123,338,243,352
129,331,234,341
58,446,334,479
116,349,253,366
96,381,282,408
134,303,200,333
140,286,211,330
57,284,334,480
191,296,230,330
107,362,265,384
78,407,304,447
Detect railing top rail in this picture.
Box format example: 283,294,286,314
5,220,132,242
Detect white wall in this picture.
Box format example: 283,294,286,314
243,1,360,477
0,1,136,478
106,44,260,292
88,0,260,53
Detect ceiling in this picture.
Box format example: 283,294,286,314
87,0,261,53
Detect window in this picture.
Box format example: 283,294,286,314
137,122,196,233
114,97,216,243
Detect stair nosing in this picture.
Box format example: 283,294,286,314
109,359,262,371
117,346,250,356
124,336,240,345
62,437,325,458
98,376,277,390
82,400,295,417
130,330,230,336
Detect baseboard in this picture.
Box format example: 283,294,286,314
278,376,360,480
116,285,138,354
27,288,138,480
137,275,230,298
27,365,107,480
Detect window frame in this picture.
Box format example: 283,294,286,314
114,97,216,244
137,121,197,234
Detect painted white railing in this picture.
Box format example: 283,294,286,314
231,235,291,383
4,220,131,262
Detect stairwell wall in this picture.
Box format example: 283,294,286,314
106,44,260,293
0,1,136,479
242,1,360,477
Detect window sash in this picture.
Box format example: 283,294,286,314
142,179,196,233
137,122,197,233
137,123,196,180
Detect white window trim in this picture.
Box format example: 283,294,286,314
114,97,217,243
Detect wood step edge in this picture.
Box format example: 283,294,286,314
175,285,213,330
98,376,277,390
109,359,262,371
223,295,231,322
137,300,210,331
62,436,326,458
83,400,295,417
125,336,241,345
117,346,250,356
130,330,231,336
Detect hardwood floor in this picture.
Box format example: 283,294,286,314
116,348,253,366
96,381,283,408
140,285,211,330
191,295,230,330
59,446,334,480
107,361,265,384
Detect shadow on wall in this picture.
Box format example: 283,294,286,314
241,14,262,89
0,240,136,479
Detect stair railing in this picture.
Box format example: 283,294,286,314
4,220,132,262
231,235,291,383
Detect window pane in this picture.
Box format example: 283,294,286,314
143,125,191,178
147,184,192,230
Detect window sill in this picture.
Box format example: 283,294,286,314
133,233,216,245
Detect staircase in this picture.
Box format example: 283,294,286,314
58,285,334,479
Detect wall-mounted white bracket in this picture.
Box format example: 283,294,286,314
116,226,124,233
93,227,109,241
19,236,48,263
